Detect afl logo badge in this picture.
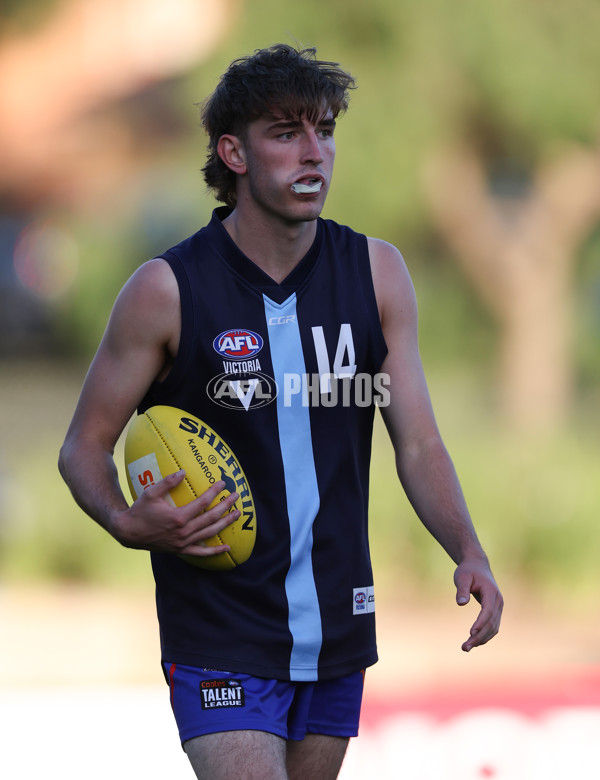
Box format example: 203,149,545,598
213,329,264,359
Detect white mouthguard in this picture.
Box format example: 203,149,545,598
291,180,323,194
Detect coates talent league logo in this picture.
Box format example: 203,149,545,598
213,329,263,359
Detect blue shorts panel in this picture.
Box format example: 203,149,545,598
164,663,365,744
286,670,365,741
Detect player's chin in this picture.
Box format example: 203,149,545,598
289,199,326,221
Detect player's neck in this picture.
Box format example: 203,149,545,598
222,206,317,284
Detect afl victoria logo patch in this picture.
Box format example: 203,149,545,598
213,329,263,359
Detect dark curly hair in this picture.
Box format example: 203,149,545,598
200,44,356,208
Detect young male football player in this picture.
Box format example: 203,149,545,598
59,44,503,780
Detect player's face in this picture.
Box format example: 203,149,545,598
240,109,336,223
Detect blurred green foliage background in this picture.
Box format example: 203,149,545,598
1,0,599,608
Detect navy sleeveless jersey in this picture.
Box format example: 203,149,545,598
140,207,388,681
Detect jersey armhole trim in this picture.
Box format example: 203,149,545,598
357,234,388,369
150,251,194,394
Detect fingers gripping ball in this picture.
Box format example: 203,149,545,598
124,406,256,570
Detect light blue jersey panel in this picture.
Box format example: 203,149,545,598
264,293,322,680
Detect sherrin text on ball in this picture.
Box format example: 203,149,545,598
124,405,256,570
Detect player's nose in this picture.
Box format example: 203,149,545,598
300,130,324,164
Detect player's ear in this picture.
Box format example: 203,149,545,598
217,135,247,175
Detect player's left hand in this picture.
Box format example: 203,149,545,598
454,558,503,652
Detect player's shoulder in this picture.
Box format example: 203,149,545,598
107,258,180,343
366,237,416,319
367,236,412,286
367,236,406,266
130,256,177,286
119,257,178,306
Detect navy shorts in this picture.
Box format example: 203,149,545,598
164,663,365,744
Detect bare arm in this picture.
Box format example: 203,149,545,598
58,258,239,559
369,238,503,651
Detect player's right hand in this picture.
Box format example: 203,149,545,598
111,471,240,557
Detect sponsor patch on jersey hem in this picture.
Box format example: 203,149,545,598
353,586,375,615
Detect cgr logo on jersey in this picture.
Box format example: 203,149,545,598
200,679,245,710
213,329,263,359
207,372,278,411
